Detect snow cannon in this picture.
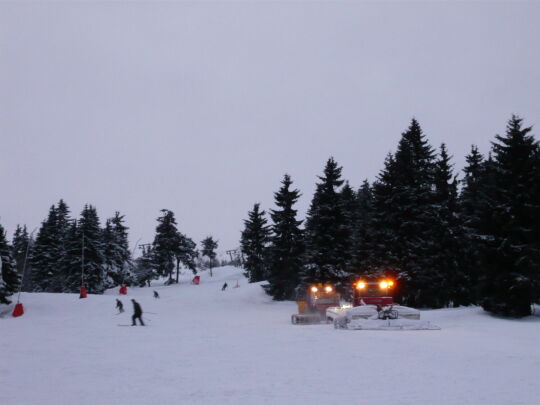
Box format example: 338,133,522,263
192,275,200,285
79,286,87,299
119,285,127,295
291,283,340,325
326,278,440,330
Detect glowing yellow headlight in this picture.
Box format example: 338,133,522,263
388,281,394,287
356,282,366,290
311,286,318,293
380,281,388,289
325,286,333,293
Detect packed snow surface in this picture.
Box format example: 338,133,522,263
2,266,539,405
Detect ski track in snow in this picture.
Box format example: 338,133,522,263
2,266,540,405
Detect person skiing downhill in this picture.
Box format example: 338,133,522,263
222,282,228,291
131,299,145,326
116,299,124,313
153,290,160,299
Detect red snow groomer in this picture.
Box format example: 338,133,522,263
291,283,340,325
327,278,440,330
352,279,395,307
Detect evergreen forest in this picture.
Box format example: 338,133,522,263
2,116,539,318
241,116,540,317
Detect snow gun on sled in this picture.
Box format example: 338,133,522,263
291,283,340,325
326,278,440,331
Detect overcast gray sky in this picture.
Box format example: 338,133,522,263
1,1,539,254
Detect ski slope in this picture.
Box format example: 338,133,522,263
2,266,539,405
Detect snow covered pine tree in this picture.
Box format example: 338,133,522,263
477,116,540,317
0,223,21,305
201,236,218,277
302,158,351,290
264,174,304,300
240,203,271,283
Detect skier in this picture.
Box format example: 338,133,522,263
222,282,228,291
153,290,160,299
116,299,124,313
131,299,145,326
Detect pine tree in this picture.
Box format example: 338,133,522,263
12,225,33,291
30,200,74,292
12,225,26,272
458,145,485,304
60,220,82,292
365,153,400,275
175,233,198,280
102,219,116,287
352,180,374,271
478,116,540,317
339,182,358,273
31,205,61,292
460,146,485,223
56,199,72,240
103,212,136,287
369,119,441,307
264,174,304,300
432,144,466,306
201,236,218,276
302,158,350,288
152,209,182,284
240,203,271,283
78,205,106,293
0,223,21,305
133,245,158,287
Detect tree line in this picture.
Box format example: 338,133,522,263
0,205,221,304
240,116,540,317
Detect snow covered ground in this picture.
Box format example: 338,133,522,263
2,266,539,405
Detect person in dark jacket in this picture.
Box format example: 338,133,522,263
222,282,228,291
131,299,145,326
153,290,160,299
116,299,124,313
